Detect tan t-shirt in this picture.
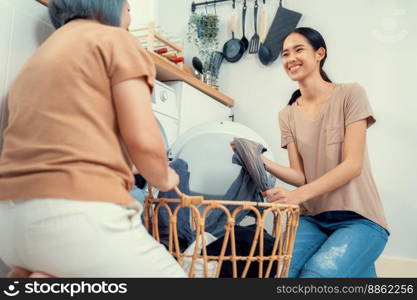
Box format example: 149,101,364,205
0,19,155,204
279,83,388,231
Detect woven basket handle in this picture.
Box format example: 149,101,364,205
147,185,204,206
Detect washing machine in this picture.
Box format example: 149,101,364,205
152,81,275,198
151,80,179,153
170,121,275,199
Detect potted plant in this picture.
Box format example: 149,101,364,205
187,13,219,74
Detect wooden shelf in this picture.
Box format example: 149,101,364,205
33,0,234,107
150,52,235,107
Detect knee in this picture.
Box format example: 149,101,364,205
299,268,326,278
299,255,342,278
29,272,54,278
7,267,54,278
7,267,31,278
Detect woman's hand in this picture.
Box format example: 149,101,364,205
262,187,306,206
167,167,180,190
230,141,237,152
159,167,179,192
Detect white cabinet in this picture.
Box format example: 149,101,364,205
166,81,232,135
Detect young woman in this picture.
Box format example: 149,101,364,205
261,27,389,278
0,0,185,277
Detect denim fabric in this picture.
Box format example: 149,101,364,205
205,138,275,238
288,210,389,278
130,185,147,224
130,185,146,206
157,159,193,248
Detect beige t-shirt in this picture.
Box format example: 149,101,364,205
279,83,388,231
0,19,155,204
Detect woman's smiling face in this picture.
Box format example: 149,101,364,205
282,32,325,82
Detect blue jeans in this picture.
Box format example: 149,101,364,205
130,185,146,206
288,211,389,278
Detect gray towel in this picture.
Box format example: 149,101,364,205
233,138,275,191
206,138,275,238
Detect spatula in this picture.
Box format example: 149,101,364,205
249,0,260,54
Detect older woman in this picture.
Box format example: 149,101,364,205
0,0,185,277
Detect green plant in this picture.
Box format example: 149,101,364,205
187,13,219,71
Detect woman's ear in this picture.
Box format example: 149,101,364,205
316,47,326,62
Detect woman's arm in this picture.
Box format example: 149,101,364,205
112,78,178,191
262,142,306,187
264,119,367,204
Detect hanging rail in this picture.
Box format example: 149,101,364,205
191,0,231,13
191,0,267,13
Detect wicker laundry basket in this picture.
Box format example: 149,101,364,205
144,187,300,278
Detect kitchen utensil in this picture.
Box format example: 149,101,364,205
223,14,245,63
240,0,249,53
192,57,204,74
209,51,224,76
162,53,177,59
169,57,184,64
204,51,224,87
258,0,270,64
249,0,260,54
258,44,272,65
259,0,268,41
260,0,302,65
193,69,202,79
154,47,168,55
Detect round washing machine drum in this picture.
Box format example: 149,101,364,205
169,121,274,199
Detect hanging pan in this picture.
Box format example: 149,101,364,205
223,1,245,63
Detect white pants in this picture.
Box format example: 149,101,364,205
0,199,186,277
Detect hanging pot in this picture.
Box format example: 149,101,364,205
222,14,245,63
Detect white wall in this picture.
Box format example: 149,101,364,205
0,0,53,150
129,0,158,29
154,0,417,261
0,0,54,277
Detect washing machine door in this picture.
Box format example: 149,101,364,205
154,112,178,153
170,121,274,198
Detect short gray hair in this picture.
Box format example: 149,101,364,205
49,0,126,29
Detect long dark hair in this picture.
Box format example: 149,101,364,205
282,27,332,105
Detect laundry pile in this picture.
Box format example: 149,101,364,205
131,138,278,277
